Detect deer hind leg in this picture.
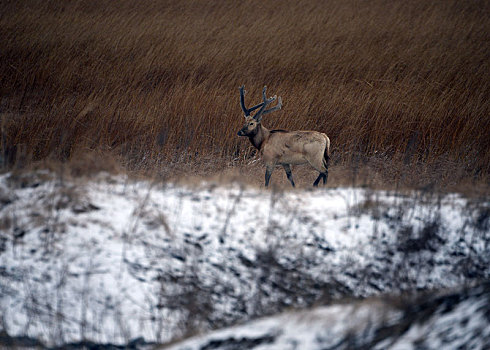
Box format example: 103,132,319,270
308,154,328,187
322,154,329,185
316,161,329,186
313,172,326,186
282,164,295,187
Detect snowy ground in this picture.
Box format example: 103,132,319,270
0,171,488,348
164,282,490,350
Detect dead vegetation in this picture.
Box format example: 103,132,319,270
1,0,489,189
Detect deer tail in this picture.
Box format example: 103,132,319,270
322,133,330,169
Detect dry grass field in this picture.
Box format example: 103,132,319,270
1,0,489,188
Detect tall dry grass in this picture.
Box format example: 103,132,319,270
1,0,489,181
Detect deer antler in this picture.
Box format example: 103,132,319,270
253,86,282,122
239,86,264,117
263,96,282,116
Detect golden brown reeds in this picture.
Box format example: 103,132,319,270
1,0,489,182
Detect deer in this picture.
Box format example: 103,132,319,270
237,85,330,187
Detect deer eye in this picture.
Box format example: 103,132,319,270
249,123,254,126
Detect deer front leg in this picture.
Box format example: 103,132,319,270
265,164,275,187
282,164,295,187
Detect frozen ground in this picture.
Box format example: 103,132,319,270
0,171,488,348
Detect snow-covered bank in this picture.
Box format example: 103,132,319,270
164,282,490,350
0,171,488,347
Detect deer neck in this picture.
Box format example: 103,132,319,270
249,124,270,150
